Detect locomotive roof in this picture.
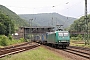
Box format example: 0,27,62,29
55,31,69,33
47,31,69,35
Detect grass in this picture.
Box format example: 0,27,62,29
0,46,66,60
70,40,90,48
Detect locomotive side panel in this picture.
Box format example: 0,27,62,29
46,31,70,48
47,32,56,43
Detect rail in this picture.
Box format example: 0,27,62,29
0,42,40,58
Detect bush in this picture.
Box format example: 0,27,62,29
0,35,26,46
8,35,13,40
71,37,79,40
71,34,83,40
77,34,83,40
20,38,25,42
0,35,9,46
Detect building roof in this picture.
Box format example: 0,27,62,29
20,26,54,29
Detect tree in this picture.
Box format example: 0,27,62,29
69,15,90,32
0,12,15,36
0,23,6,34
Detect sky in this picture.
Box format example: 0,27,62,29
0,0,90,18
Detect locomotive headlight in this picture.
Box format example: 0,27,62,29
59,41,61,42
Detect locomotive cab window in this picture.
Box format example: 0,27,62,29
58,32,69,36
58,33,63,36
63,33,69,36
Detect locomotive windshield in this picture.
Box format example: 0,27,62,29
58,32,69,36
58,33,63,36
63,33,69,36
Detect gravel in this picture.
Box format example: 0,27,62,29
42,45,90,60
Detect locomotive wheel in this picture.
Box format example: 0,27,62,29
62,45,66,49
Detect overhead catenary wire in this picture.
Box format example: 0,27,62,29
2,0,90,19
3,0,84,13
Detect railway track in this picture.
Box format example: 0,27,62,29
0,42,40,58
64,46,90,59
43,45,90,60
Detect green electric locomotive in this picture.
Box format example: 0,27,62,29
46,30,70,48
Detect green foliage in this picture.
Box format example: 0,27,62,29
0,5,28,30
69,14,90,41
77,34,83,40
0,12,15,36
8,35,13,40
71,34,83,40
69,14,90,32
19,38,25,42
19,13,76,28
0,35,26,46
71,37,79,40
0,35,9,46
0,23,6,34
